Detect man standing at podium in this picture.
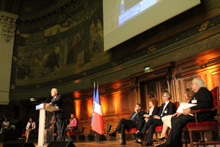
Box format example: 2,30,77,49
45,88,66,141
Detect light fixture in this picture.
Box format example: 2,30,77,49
144,66,150,72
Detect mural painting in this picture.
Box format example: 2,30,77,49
15,0,110,87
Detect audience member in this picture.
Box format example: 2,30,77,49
1,117,9,133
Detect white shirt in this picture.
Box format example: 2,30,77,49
148,107,154,115
161,101,170,116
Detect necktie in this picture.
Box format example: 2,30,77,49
161,103,168,116
130,113,137,121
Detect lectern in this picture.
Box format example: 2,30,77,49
36,103,59,147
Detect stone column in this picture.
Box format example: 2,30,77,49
0,11,18,105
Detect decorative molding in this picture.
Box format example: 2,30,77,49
0,11,18,42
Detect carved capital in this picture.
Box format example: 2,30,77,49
0,11,18,42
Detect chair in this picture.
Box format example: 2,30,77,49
125,128,137,133
186,86,220,147
21,128,37,142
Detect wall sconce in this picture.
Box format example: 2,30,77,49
107,124,112,134
144,66,150,72
80,126,85,134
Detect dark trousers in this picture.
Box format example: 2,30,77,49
115,119,137,142
56,118,66,141
165,115,195,147
140,117,163,144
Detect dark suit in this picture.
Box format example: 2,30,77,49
162,87,214,147
43,94,66,141
140,101,175,145
148,106,160,117
115,110,145,143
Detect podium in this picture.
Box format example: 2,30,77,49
36,103,59,147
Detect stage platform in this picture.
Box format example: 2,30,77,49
0,141,219,147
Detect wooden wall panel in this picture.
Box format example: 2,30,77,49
174,48,220,103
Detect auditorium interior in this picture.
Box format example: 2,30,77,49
0,0,220,146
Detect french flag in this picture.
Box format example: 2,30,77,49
92,86,104,134
91,83,96,127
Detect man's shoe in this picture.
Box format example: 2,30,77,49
109,131,116,137
142,142,152,146
120,142,126,145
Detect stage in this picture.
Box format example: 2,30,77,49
1,140,219,147
0,141,156,147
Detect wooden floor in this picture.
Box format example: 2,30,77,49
0,141,220,147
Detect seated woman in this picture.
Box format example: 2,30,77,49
135,98,159,144
1,117,9,133
25,117,36,142
65,114,78,139
157,88,195,141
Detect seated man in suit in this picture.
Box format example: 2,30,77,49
135,92,176,146
109,103,145,145
158,78,214,147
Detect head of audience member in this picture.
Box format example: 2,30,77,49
51,88,58,97
162,92,171,102
134,103,142,112
191,78,206,93
149,98,158,108
185,88,195,101
70,114,76,119
29,117,33,123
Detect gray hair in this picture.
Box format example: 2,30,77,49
51,88,58,93
192,78,206,88
163,91,171,100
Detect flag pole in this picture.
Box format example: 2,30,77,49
96,81,101,144
92,81,103,144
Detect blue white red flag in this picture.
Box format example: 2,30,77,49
91,83,96,127
92,86,104,134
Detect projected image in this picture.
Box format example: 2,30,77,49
103,0,201,51
119,0,159,26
